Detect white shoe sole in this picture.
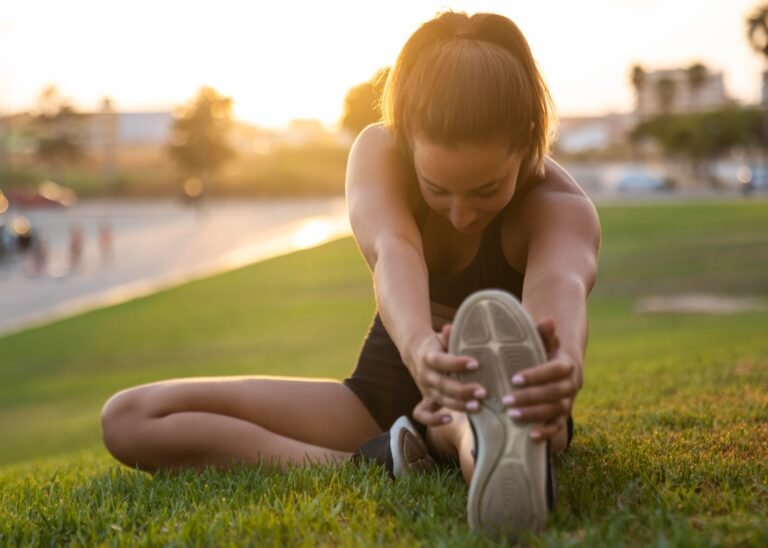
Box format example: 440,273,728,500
390,416,435,477
449,290,548,539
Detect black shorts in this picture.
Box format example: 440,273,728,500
344,313,574,446
344,314,423,430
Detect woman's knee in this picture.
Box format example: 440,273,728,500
101,385,155,463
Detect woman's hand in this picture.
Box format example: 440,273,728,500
412,318,581,438
503,318,581,443
409,324,488,426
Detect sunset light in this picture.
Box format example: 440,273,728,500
0,0,762,129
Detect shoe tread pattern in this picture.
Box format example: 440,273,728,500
449,290,548,540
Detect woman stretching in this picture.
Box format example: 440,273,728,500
101,11,600,540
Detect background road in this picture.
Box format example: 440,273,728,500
0,197,350,336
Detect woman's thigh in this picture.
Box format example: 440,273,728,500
103,376,383,452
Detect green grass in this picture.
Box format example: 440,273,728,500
2,200,768,546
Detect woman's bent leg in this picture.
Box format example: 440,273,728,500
101,376,382,472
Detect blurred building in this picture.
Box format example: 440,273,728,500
0,110,173,152
556,113,635,154
78,111,173,151
635,67,731,118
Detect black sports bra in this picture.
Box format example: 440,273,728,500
415,200,524,309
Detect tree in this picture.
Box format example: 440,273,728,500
33,85,83,174
655,76,677,115
747,5,768,58
630,107,765,184
168,86,235,187
341,68,390,135
747,5,768,156
686,62,708,110
630,64,646,97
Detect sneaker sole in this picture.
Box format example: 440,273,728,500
449,289,548,538
390,416,435,476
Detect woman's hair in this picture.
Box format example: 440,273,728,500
381,11,555,178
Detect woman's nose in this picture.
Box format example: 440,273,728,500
449,200,476,231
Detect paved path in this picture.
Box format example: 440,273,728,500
0,198,350,337
2,190,763,338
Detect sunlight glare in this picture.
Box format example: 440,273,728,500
291,220,333,250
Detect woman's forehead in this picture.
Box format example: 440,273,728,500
412,140,522,187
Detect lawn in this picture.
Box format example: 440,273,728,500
1,200,767,546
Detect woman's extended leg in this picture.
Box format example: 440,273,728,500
425,411,569,483
101,376,382,472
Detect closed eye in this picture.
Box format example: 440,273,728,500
473,187,498,197
428,185,449,196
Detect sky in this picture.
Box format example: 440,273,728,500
0,0,764,130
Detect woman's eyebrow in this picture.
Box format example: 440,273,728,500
422,176,501,191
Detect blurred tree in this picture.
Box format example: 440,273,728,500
631,107,764,185
746,5,768,155
33,85,83,176
686,62,708,110
630,64,646,100
655,77,677,115
99,97,119,193
341,68,390,135
168,86,236,190
747,5,768,58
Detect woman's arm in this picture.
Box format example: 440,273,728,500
509,161,601,442
346,125,484,414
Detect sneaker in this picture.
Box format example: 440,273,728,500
449,289,551,540
352,415,436,478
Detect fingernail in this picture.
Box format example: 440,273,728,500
512,374,525,386
441,415,452,424
507,408,522,419
473,388,487,399
502,395,515,405
466,360,479,370
465,400,479,411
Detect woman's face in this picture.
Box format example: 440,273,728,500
412,139,523,234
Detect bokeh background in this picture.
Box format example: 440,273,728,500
1,0,768,458
1,0,767,198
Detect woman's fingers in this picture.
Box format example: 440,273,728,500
506,399,572,423
413,398,452,426
415,348,486,406
424,350,478,374
505,378,577,408
421,368,486,405
510,358,574,388
437,323,452,349
413,330,489,414
536,318,560,357
528,418,566,443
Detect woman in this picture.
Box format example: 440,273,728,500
101,11,600,539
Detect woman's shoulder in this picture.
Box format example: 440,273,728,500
347,123,422,211
514,158,594,213
502,158,599,244
351,123,407,166
518,158,587,200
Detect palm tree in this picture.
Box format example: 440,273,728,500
747,5,768,60
686,62,708,111
630,64,646,115
747,5,768,161
656,76,677,115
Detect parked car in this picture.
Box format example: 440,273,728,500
4,180,77,208
739,165,768,193
616,171,670,193
0,213,34,260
